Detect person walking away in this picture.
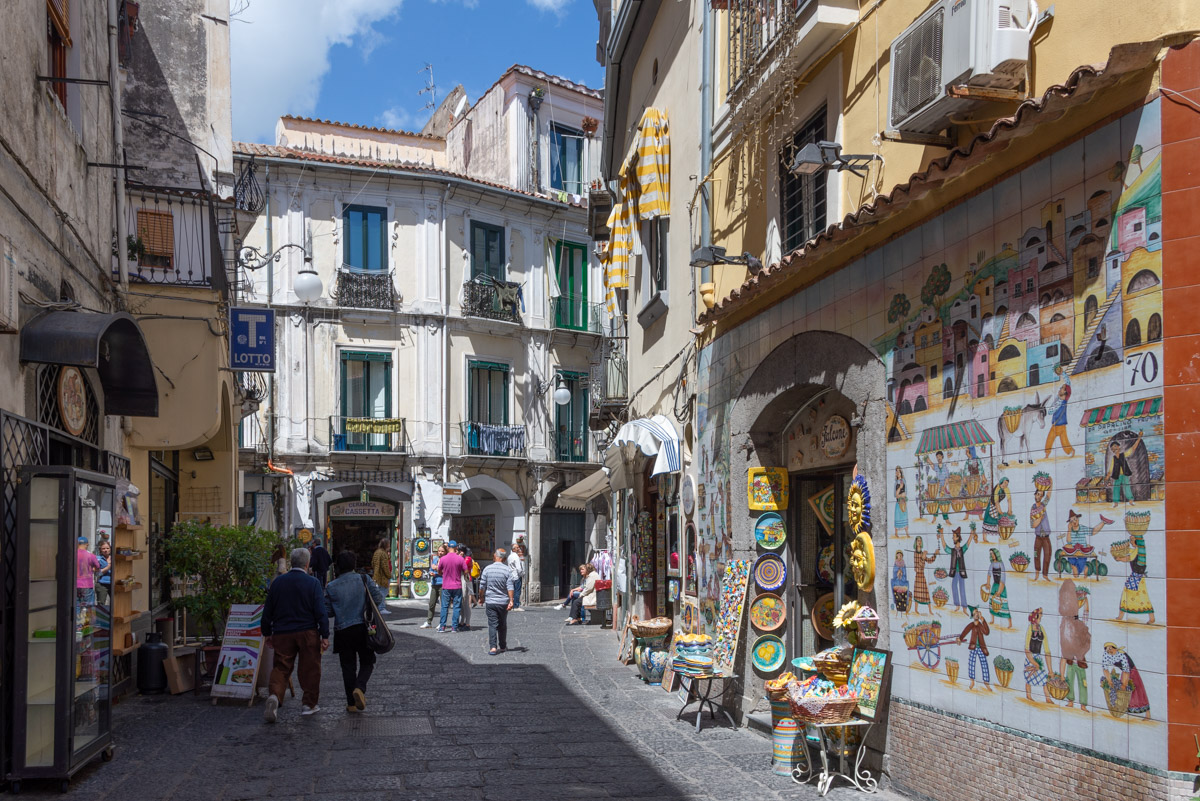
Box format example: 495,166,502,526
507,544,526,610
76,537,101,613
566,564,598,625
325,550,384,713
95,540,112,607
471,551,484,607
262,548,329,721
437,545,468,632
309,538,333,589
421,543,448,629
458,544,474,630
481,548,516,655
371,538,392,614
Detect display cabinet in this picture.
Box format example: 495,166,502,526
6,467,115,792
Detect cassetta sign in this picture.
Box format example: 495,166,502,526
820,415,851,459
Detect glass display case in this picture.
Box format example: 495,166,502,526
6,467,115,791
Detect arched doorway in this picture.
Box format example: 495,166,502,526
326,496,399,565
454,474,525,563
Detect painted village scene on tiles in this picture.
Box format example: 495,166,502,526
878,102,1165,764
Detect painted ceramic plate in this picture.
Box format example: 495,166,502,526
402,568,413,580
748,467,790,511
752,635,786,673
749,592,786,632
412,580,430,598
754,553,787,591
414,538,431,554
411,568,423,580
812,592,836,640
754,513,787,551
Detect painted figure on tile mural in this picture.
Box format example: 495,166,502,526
958,607,992,691
911,536,938,616
1058,579,1091,712
1060,510,1111,579
894,467,909,537
891,551,910,617
924,451,952,522
1030,474,1053,581
981,477,1011,543
997,395,1048,467
1023,607,1055,704
1107,431,1144,507
936,526,974,615
1116,524,1155,624
1101,643,1151,719
986,548,1012,628
1044,374,1075,458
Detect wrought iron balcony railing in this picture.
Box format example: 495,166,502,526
554,429,591,463
460,421,526,458
462,275,523,324
551,296,602,333
334,266,397,311
121,186,222,287
727,0,818,97
329,416,406,453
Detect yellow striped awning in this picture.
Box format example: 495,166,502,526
621,108,670,220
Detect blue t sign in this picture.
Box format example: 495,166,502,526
230,307,275,372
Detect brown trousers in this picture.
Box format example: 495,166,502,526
269,629,321,708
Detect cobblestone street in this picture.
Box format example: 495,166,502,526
19,603,905,800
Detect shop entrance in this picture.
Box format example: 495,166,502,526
326,498,399,570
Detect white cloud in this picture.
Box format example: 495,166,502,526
377,106,414,131
526,0,571,12
231,0,405,142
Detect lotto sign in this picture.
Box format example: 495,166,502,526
230,307,276,372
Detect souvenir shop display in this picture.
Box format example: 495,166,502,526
748,467,790,511
752,634,786,672
712,560,751,674
754,513,787,551
749,592,787,632
753,552,787,591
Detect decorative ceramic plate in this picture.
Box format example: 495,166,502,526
812,592,836,640
749,592,786,632
754,553,787,591
412,580,430,598
402,568,413,580
752,635,786,673
411,568,423,580
754,513,787,551
414,538,431,554
748,467,790,511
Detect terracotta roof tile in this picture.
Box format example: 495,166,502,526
279,115,442,140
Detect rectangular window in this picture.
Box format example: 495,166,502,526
46,0,70,107
470,221,505,280
1026,278,1034,292
468,361,509,425
136,210,174,269
550,124,584,194
340,351,392,451
554,241,589,330
342,205,387,271
1087,257,1099,279
641,217,668,298
779,106,828,253
554,371,589,462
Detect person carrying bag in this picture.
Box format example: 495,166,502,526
324,551,388,713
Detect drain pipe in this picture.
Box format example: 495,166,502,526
699,0,714,293
108,0,128,291
442,182,451,486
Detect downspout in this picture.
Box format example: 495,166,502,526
264,163,276,461
442,183,451,486
699,0,714,288
108,0,128,291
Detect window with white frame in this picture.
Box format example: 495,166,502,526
550,124,585,194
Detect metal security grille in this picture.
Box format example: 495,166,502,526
36,364,99,446
779,107,828,254
890,8,944,128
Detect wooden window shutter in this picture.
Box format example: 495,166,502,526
46,0,70,44
136,210,175,269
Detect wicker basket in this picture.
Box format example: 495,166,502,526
1110,540,1134,563
787,690,858,725
1047,674,1070,701
903,628,920,649
767,686,790,702
631,617,672,637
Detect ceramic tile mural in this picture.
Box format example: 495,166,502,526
694,100,1167,768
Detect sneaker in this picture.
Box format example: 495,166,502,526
419,622,431,629
436,626,446,633
301,705,320,716
352,688,366,711
263,695,278,723
553,604,564,610
346,704,358,713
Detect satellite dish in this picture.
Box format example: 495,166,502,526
452,95,468,118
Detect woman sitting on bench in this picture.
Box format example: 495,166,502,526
565,563,598,626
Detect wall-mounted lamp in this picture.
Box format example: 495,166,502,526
192,447,214,461
690,245,763,273
536,374,573,407
789,141,883,178
238,243,323,304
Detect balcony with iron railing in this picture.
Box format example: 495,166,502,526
329,416,407,453
121,186,225,288
462,275,523,324
551,296,603,334
460,421,527,458
334,265,397,311
554,428,594,463
589,336,628,429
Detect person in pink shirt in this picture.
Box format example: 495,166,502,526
436,546,468,632
76,536,101,608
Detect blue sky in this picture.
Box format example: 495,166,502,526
230,0,604,143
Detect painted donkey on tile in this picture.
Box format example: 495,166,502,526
997,393,1048,467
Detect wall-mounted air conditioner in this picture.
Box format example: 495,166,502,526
888,0,1037,135
0,237,19,333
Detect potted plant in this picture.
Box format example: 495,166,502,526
166,521,293,673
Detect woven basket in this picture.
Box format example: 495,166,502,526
787,691,858,725
903,628,920,649
1047,674,1070,701
631,617,672,637
1110,540,1134,563
766,686,790,702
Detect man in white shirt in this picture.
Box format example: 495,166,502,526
506,543,526,610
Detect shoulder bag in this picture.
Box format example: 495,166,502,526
360,574,395,654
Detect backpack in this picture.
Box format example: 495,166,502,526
471,559,481,579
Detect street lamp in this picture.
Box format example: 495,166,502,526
537,374,573,406
238,243,323,305
789,140,883,178
293,266,323,305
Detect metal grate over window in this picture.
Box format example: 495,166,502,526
779,106,828,254
36,364,100,446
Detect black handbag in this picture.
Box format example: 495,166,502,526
360,575,395,654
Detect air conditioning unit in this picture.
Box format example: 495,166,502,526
888,0,1037,135
0,237,18,333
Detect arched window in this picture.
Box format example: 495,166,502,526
943,378,955,399
1050,313,1066,323
899,399,912,415
914,396,928,413
1148,313,1162,342
997,377,1019,393
1029,363,1040,386
1026,236,1041,247
1127,269,1161,294
1017,312,1037,329
999,344,1022,361
1126,318,1142,347
1084,295,1099,329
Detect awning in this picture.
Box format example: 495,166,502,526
556,468,611,510
914,420,994,455
604,414,682,483
1081,396,1162,427
20,311,159,417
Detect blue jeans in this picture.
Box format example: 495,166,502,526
439,588,463,630
951,575,966,608
512,576,523,609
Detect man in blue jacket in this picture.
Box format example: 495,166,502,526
262,547,329,722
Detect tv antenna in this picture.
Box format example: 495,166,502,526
418,63,437,113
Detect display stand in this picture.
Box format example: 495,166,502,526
791,718,877,797
110,523,144,660
674,672,738,732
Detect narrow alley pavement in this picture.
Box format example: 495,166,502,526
24,604,907,800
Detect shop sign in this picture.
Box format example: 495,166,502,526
820,415,851,459
229,307,276,372
329,500,396,518
442,482,463,515
57,366,88,436
210,604,265,702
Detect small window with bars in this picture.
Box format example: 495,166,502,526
136,210,175,269
779,107,828,254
